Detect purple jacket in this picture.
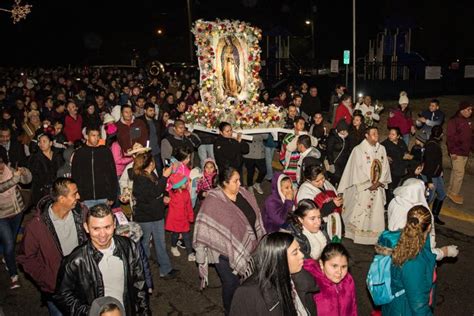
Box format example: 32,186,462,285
262,173,294,233
304,259,358,316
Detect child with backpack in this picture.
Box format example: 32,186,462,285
303,243,358,316
165,173,195,261
368,205,437,315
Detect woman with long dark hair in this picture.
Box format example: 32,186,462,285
230,232,318,316
132,151,177,279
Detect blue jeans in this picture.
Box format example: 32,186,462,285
46,300,63,316
0,212,23,277
422,175,446,203
83,198,107,210
264,147,276,181
215,255,240,316
198,144,215,169
139,220,172,276
402,134,410,146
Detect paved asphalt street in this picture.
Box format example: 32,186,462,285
1,176,473,316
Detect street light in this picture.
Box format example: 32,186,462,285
305,20,315,60
156,29,163,35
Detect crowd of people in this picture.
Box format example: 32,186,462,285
0,66,472,316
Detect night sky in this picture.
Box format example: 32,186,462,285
1,0,473,66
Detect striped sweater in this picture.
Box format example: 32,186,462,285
279,133,300,183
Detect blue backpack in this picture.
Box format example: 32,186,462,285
366,231,405,306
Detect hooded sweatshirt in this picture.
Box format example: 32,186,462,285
303,258,357,316
387,178,444,260
88,296,126,316
262,173,294,233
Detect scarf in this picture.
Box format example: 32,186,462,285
193,187,266,288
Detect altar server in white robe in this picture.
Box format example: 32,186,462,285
338,126,391,244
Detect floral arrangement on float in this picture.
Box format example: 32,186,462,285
189,19,285,130
183,99,284,129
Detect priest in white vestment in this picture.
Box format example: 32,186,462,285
338,127,391,244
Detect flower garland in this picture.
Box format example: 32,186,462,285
184,100,284,130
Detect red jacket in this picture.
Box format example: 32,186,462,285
165,188,194,233
63,114,83,143
447,115,473,156
387,108,413,135
17,198,88,293
333,103,352,128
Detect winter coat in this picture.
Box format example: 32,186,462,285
379,232,436,316
214,135,249,171
133,173,168,222
416,109,444,138
165,188,194,233
381,139,409,177
160,128,200,163
63,114,83,143
196,159,218,197
71,144,117,202
333,103,352,128
262,173,294,233
303,259,358,316
326,130,350,178
296,181,341,215
111,141,133,177
116,117,149,152
243,134,268,160
29,149,64,204
447,114,472,156
17,197,88,293
230,271,318,316
54,236,150,316
422,140,443,183
0,166,32,219
388,108,413,135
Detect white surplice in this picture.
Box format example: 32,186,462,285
337,139,391,244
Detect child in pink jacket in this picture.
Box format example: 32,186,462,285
303,243,358,316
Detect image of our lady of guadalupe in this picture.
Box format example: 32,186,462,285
221,36,242,98
370,159,382,184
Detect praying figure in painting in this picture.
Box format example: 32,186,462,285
337,126,391,245
221,36,242,97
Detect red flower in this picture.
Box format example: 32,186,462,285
207,24,212,30
248,55,253,61
199,56,204,61
201,75,206,80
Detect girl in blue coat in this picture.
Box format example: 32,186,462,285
381,205,437,315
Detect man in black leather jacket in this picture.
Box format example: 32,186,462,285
54,204,150,316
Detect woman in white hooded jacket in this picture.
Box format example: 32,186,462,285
387,178,459,261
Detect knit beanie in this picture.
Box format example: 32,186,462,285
398,91,409,105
